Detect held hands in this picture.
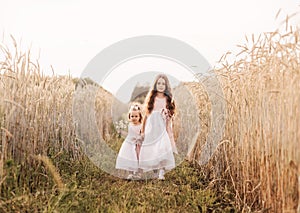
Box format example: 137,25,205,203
131,134,144,145
136,134,144,145
140,132,145,140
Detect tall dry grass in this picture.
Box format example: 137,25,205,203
0,37,76,165
172,82,211,161
0,21,299,211
189,25,300,211
0,37,114,194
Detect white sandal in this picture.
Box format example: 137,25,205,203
126,174,134,180
158,169,165,180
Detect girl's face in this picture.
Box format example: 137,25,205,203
130,110,140,125
156,78,166,93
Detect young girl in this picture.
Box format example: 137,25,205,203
139,74,178,180
115,103,143,179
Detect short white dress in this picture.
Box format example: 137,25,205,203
115,123,142,172
139,97,177,172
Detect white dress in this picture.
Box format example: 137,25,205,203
115,123,141,172
139,97,177,172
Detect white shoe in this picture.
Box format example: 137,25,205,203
153,169,158,178
158,169,165,180
126,174,134,180
133,173,141,180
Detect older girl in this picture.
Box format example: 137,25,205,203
139,74,178,180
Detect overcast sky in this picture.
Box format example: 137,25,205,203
1,0,299,101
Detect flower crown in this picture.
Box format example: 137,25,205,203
130,104,141,111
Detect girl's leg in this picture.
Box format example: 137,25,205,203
135,144,142,178
136,144,141,161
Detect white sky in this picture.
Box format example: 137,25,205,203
1,0,299,98
102,56,198,102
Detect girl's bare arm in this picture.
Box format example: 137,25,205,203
141,115,147,135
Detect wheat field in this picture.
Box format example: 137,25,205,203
0,23,299,212
185,26,300,211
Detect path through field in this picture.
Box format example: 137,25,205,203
1,150,236,212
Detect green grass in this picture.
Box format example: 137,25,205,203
0,134,237,212
1,155,236,213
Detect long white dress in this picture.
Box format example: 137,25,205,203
115,123,141,172
139,97,177,172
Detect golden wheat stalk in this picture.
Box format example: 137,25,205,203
33,155,65,191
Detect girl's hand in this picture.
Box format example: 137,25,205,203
161,108,171,120
136,135,144,144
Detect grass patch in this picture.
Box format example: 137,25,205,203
0,151,236,212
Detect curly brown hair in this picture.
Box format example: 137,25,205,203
144,74,175,116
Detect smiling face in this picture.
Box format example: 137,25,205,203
129,110,141,125
156,77,166,93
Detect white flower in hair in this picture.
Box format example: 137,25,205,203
130,104,140,111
